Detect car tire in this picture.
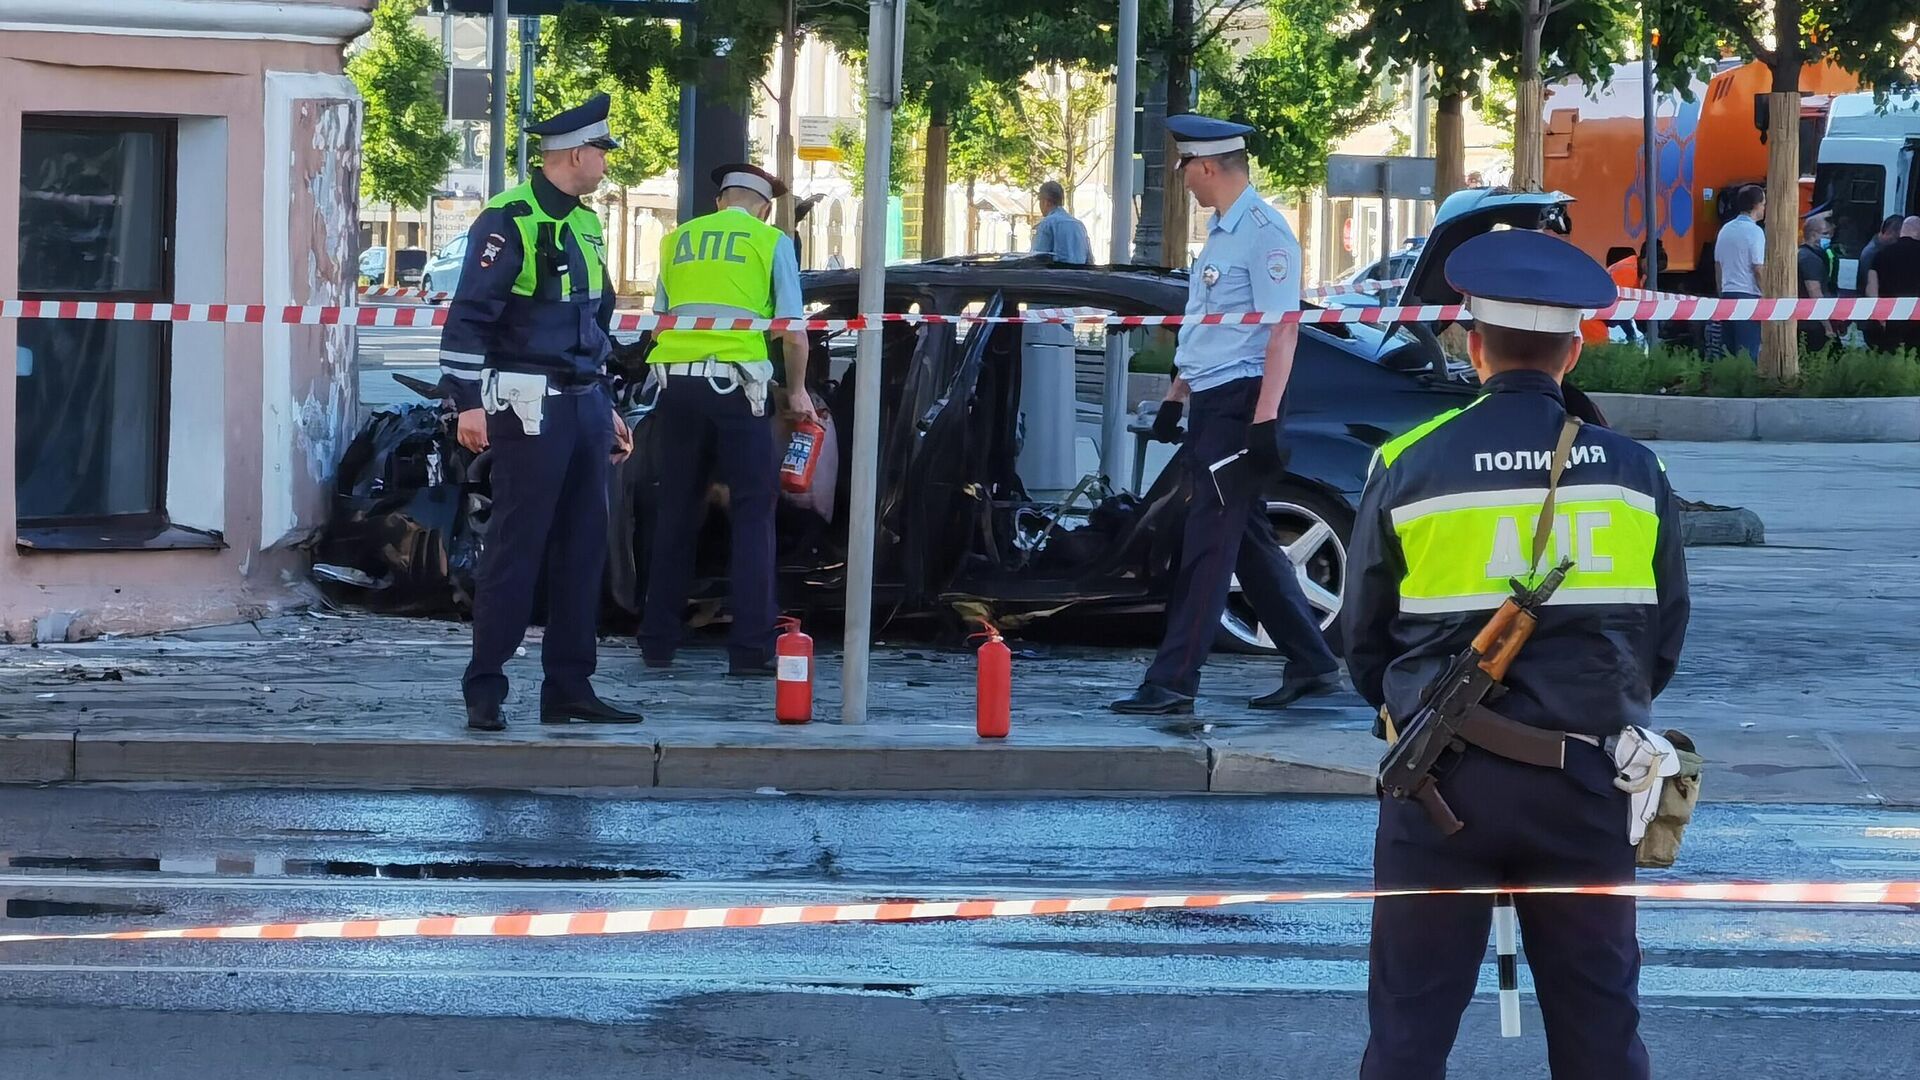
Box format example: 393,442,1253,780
1215,484,1355,657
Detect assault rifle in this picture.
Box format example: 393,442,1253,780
1376,557,1577,834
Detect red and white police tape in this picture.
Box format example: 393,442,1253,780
357,285,451,303
1,881,1915,945
1301,277,1411,301
5,296,1919,330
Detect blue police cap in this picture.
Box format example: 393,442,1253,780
711,163,788,202
529,93,619,152
1444,229,1617,334
1166,114,1252,162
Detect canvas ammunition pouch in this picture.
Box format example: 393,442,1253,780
1612,727,1703,869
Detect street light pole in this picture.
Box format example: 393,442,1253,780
488,0,507,196
841,0,903,725
518,16,537,183
1101,0,1139,492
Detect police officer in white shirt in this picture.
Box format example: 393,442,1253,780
1111,114,1341,716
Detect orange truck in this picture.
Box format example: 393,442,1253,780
1543,59,1861,295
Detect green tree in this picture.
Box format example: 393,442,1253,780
1201,0,1389,200
348,0,459,285
514,7,680,291
1645,0,1920,378
1346,1,1632,201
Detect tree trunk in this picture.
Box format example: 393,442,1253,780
1160,0,1193,268
922,103,950,258
384,203,398,287
1435,92,1467,201
1758,0,1804,380
1760,90,1802,380
611,188,630,295
1512,7,1547,191
774,3,799,234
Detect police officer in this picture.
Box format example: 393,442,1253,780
1111,114,1342,716
440,93,641,732
1341,230,1691,1079
640,164,817,676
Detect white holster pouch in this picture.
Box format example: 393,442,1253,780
732,361,775,418
482,370,550,435
1610,726,1683,845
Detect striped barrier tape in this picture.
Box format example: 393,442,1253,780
1,880,1915,945
6,296,1920,330
358,285,451,303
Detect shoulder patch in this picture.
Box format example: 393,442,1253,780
1266,247,1290,282
478,233,507,270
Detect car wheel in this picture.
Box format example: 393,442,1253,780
1216,485,1354,656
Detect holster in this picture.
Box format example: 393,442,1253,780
482,370,549,435
1633,729,1703,869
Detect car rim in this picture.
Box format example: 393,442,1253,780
1222,499,1346,649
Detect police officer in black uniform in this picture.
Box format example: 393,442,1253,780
1341,230,1691,1079
440,94,641,731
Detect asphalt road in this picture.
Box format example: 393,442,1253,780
2,788,1917,1078
357,321,445,412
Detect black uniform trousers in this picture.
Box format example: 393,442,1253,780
1363,741,1648,1080
639,376,779,667
464,385,614,707
1144,377,1338,696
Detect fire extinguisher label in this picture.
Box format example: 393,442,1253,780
778,655,809,682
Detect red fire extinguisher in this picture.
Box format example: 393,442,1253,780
973,621,1011,739
775,617,813,724
781,418,826,494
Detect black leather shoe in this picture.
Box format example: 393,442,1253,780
540,695,644,724
728,656,777,678
1110,684,1196,716
466,700,505,732
1250,670,1343,710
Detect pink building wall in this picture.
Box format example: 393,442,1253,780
0,0,373,640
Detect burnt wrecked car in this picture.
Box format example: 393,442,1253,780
316,189,1583,652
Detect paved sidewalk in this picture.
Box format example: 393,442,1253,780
1,443,1916,803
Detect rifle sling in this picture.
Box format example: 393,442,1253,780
1529,415,1584,576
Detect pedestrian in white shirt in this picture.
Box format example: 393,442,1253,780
1714,186,1766,362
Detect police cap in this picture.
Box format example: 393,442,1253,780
1444,229,1617,335
1165,114,1253,164
530,93,620,152
711,163,788,202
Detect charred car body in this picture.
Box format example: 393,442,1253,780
317,190,1590,653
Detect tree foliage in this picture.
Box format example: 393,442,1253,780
518,7,678,187
348,0,459,209
1645,0,1920,94
1202,0,1390,199
1349,0,1634,96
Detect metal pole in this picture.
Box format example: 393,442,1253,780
1379,166,1392,281
1641,5,1661,345
842,0,900,725
1412,64,1431,235
488,0,507,197
1102,0,1139,490
518,17,537,182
